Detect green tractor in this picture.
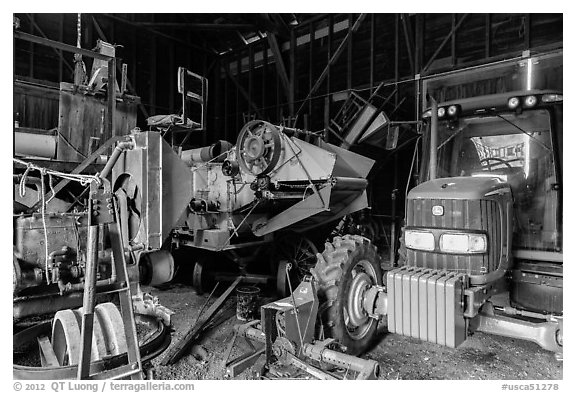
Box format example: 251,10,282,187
312,90,563,358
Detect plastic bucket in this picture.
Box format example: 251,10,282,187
236,286,261,321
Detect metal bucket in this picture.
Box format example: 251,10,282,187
236,286,260,321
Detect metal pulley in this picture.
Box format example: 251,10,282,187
236,120,282,177
222,159,240,177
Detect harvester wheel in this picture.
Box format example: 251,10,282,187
275,233,318,297
311,234,382,355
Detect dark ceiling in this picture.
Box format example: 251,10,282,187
104,13,325,56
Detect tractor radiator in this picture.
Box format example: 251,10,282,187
386,267,468,348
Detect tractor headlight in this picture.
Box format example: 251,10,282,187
405,230,435,251
439,233,487,254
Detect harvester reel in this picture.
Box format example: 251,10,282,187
311,235,382,355
236,120,282,177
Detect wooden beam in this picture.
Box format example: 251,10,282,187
267,33,291,101
401,14,415,75
224,59,230,140
485,14,491,58
395,14,399,84
270,14,291,38
262,41,268,117
327,15,333,99
524,14,531,50
370,14,375,92
226,66,262,118
58,14,64,81
422,13,468,73
149,15,157,116
29,14,34,78
347,14,353,90
309,22,314,124
133,22,258,31
24,15,74,74
295,13,367,118
289,30,296,116
100,14,215,56
248,45,254,106
91,16,149,119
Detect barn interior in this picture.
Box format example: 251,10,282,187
13,13,563,381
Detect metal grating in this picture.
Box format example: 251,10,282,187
405,198,501,276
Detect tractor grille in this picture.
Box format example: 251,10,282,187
405,198,501,276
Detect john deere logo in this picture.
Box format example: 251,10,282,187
432,205,444,216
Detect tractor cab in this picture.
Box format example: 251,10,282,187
421,91,563,254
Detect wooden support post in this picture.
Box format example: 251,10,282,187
415,14,423,73
401,14,415,75
267,33,290,102
168,43,175,113
149,16,157,116
451,14,457,67
29,14,34,78
289,29,296,116
236,52,241,129
485,14,491,58
326,15,333,127
226,67,262,118
92,15,149,119
58,14,64,82
248,45,254,110
295,13,367,118
370,14,375,93
262,41,268,119
394,14,400,108
308,22,314,127
347,13,353,90
422,14,468,73
224,60,230,141
524,14,531,50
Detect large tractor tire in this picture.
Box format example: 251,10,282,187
311,234,382,356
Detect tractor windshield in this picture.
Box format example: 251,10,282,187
433,109,560,252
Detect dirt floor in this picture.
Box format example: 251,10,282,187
146,283,562,381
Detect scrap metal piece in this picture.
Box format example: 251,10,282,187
161,276,243,366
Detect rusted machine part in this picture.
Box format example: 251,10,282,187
13,314,170,380
138,250,174,286
180,140,233,165
232,323,380,380
15,131,57,159
301,341,380,379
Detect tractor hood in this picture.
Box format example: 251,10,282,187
408,176,511,201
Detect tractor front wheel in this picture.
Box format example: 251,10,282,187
311,235,382,355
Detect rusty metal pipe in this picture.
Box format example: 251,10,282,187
302,342,380,379
99,140,134,179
